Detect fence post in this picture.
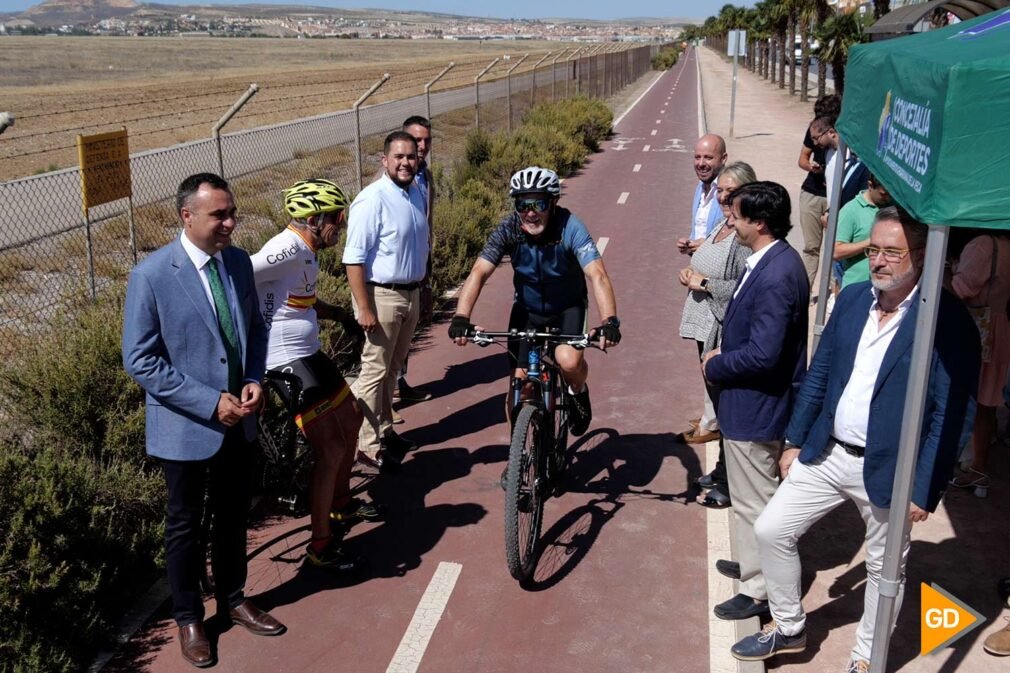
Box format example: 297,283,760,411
425,62,454,164
506,54,528,133
354,73,390,192
211,83,259,179
530,51,551,107
550,49,569,101
474,57,499,131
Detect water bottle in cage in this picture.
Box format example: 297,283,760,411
527,348,540,377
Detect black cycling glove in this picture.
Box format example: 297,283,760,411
448,315,474,340
593,321,622,344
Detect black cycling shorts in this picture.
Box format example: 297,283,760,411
507,301,588,370
270,351,351,431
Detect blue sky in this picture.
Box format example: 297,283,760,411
0,0,720,20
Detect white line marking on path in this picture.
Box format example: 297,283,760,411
650,129,658,136
661,109,666,114
633,164,642,172
656,119,662,124
617,192,629,205
597,237,609,255
642,144,651,152
613,70,665,128
385,562,462,673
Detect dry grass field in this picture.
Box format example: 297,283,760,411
0,36,566,181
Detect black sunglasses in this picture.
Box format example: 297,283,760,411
514,198,550,213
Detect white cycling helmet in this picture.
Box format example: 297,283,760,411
509,166,561,197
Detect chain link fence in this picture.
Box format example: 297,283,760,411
0,43,662,355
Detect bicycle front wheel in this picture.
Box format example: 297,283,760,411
504,404,545,582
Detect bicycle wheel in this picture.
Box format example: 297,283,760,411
550,373,569,488
504,404,545,581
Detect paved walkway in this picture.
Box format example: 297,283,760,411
698,46,1010,673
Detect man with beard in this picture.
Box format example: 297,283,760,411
343,131,429,471
730,207,980,673
448,166,621,443
679,134,727,256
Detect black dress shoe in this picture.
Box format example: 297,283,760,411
178,622,214,668
714,593,770,620
383,431,418,453
356,452,383,470
696,471,717,489
998,577,1010,608
716,559,741,580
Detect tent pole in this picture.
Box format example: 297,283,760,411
868,224,949,673
812,136,847,352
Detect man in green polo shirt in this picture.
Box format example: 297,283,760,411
833,173,892,289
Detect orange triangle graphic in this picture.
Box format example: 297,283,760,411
921,583,984,656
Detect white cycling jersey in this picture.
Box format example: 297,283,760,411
250,226,321,370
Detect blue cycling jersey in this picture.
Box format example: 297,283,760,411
479,207,601,315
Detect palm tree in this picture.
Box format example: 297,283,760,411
787,1,797,95
796,0,818,101
873,0,890,20
815,0,831,98
815,9,864,97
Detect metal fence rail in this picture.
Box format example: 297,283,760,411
0,43,662,353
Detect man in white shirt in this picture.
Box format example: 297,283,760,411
679,134,727,256
730,208,980,672
343,131,430,471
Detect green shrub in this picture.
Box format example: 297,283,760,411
652,47,681,70
521,97,613,152
0,295,163,673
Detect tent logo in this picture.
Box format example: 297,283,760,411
876,90,893,157
921,583,985,656
952,8,1010,39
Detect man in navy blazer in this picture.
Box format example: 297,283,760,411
123,173,285,668
702,181,809,621
731,208,979,669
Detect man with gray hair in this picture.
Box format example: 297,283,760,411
730,207,980,672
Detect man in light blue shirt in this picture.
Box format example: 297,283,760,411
343,130,429,470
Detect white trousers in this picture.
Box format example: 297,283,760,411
754,442,910,663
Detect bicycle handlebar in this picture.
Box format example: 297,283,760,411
469,328,598,350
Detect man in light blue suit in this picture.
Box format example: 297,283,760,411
678,133,727,256
123,173,285,668
731,208,980,670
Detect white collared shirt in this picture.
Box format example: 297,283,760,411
692,181,718,239
832,285,919,446
180,231,233,319
733,239,780,299
342,173,429,284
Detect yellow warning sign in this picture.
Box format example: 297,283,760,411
921,583,984,656
77,128,132,213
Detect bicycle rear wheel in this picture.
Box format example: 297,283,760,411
504,404,545,581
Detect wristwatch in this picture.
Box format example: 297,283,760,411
699,278,710,291
604,316,621,328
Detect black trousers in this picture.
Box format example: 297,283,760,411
697,340,728,486
160,427,254,626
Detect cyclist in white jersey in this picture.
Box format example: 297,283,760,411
251,179,377,571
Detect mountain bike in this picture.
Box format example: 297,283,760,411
470,328,595,582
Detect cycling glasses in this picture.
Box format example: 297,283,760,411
515,198,550,214
864,246,921,262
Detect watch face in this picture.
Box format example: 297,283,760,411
607,317,620,328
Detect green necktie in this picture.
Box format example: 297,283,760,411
206,257,242,395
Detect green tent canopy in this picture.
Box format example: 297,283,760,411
836,8,1010,229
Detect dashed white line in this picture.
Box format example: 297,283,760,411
386,562,462,673
660,109,666,114
650,129,658,136
617,192,629,205
597,237,609,255
656,119,662,124
642,144,651,152
613,70,665,128
633,164,642,172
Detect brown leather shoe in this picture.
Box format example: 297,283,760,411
229,600,286,636
684,428,721,444
179,622,214,668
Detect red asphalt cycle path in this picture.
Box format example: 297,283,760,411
110,50,712,673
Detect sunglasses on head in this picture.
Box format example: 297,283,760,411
514,198,550,214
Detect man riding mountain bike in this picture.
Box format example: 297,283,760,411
449,166,621,439
251,178,378,572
